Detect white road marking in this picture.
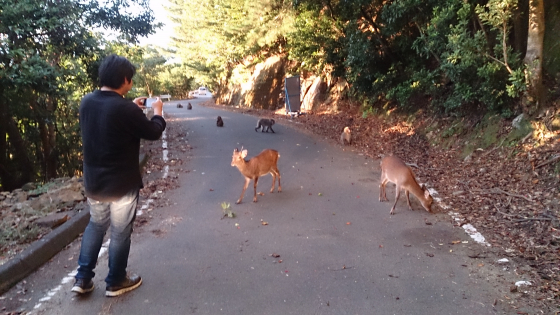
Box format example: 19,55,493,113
431,189,491,247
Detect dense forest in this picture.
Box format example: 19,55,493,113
1,0,558,191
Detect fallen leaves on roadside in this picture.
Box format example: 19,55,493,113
290,109,559,313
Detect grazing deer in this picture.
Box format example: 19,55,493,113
231,148,281,204
379,155,433,215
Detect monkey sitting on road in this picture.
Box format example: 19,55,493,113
187,102,192,110
177,103,183,108
255,118,275,133
340,126,351,145
217,116,224,127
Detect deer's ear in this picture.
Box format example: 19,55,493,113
241,150,248,158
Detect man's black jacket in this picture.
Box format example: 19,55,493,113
80,90,166,201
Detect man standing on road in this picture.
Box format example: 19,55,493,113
72,54,166,297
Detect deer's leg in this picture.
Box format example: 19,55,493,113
253,176,259,202
379,178,388,201
390,186,401,215
405,190,413,210
269,172,276,193
237,177,250,204
276,168,281,192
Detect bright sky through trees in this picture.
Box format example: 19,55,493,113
139,0,175,47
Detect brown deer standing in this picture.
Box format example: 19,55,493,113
379,155,433,215
231,148,281,204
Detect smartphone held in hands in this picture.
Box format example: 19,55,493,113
143,98,158,107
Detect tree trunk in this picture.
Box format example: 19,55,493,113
46,122,57,179
523,0,545,113
146,82,153,97
0,91,9,190
513,0,529,55
5,117,34,189
39,119,58,180
37,96,59,181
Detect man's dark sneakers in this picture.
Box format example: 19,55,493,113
71,278,94,294
105,274,142,297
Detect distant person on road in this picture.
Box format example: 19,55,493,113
72,54,166,297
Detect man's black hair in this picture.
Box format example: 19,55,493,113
98,54,136,89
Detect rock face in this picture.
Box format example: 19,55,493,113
215,55,348,113
217,56,286,110
244,56,286,110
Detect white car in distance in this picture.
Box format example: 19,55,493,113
198,87,208,95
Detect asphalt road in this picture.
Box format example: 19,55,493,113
2,97,513,314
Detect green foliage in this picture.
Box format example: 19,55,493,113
160,0,534,120
159,64,195,99
287,8,340,73
135,45,168,96
507,67,527,98
168,0,293,90
286,0,527,116
0,0,157,190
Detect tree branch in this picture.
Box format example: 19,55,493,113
535,154,560,169
472,188,533,202
414,22,441,64
501,20,513,73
